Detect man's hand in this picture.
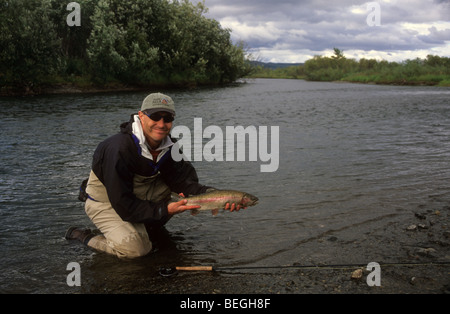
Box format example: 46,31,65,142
224,203,247,212
167,199,201,216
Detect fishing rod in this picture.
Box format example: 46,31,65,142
159,261,450,277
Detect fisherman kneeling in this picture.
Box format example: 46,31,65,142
66,93,243,258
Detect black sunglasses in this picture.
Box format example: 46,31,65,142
145,112,174,123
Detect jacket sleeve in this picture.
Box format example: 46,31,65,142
160,150,213,196
92,137,169,224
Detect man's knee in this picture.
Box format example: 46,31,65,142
111,232,152,258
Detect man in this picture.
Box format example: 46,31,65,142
66,93,241,258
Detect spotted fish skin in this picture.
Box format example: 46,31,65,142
170,190,258,211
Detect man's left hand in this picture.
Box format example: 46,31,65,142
224,203,246,212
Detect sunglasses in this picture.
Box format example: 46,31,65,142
145,112,175,123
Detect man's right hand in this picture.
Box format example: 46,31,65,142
167,199,201,216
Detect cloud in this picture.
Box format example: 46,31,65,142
197,0,450,62
419,26,450,44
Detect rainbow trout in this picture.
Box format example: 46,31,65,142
170,189,258,215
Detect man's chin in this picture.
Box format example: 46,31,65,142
151,132,168,141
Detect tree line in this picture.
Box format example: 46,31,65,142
0,0,252,94
249,48,450,86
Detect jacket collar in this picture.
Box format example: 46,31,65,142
129,114,175,162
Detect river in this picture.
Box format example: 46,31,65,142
0,79,449,293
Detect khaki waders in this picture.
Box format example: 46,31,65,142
84,170,171,258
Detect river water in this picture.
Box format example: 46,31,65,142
0,79,449,293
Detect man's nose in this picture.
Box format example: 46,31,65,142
155,118,165,126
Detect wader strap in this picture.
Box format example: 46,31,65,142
79,178,98,202
87,194,98,202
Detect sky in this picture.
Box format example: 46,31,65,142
193,0,450,63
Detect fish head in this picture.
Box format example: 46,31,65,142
242,193,259,207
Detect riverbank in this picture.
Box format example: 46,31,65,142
248,54,450,87
0,80,219,97
246,72,450,87
1,1,251,99
0,81,141,97
2,76,448,98
340,74,450,87
247,76,450,87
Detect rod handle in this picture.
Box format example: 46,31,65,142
176,266,214,271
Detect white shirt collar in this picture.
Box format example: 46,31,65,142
132,115,174,161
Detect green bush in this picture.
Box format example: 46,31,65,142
0,0,252,93
258,48,450,86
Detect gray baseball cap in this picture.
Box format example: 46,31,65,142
141,93,175,116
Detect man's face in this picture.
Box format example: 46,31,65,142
138,111,173,148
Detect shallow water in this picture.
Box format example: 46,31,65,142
1,79,449,293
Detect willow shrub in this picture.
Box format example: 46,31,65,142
0,0,252,92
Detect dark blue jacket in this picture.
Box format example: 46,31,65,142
91,115,211,224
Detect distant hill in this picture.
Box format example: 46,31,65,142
250,61,303,69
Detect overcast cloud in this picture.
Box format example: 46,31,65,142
194,0,450,63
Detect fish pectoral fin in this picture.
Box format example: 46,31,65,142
211,209,220,216
190,209,200,216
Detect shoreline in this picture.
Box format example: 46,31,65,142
246,76,450,87
0,79,227,97
0,82,184,97
1,77,448,98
